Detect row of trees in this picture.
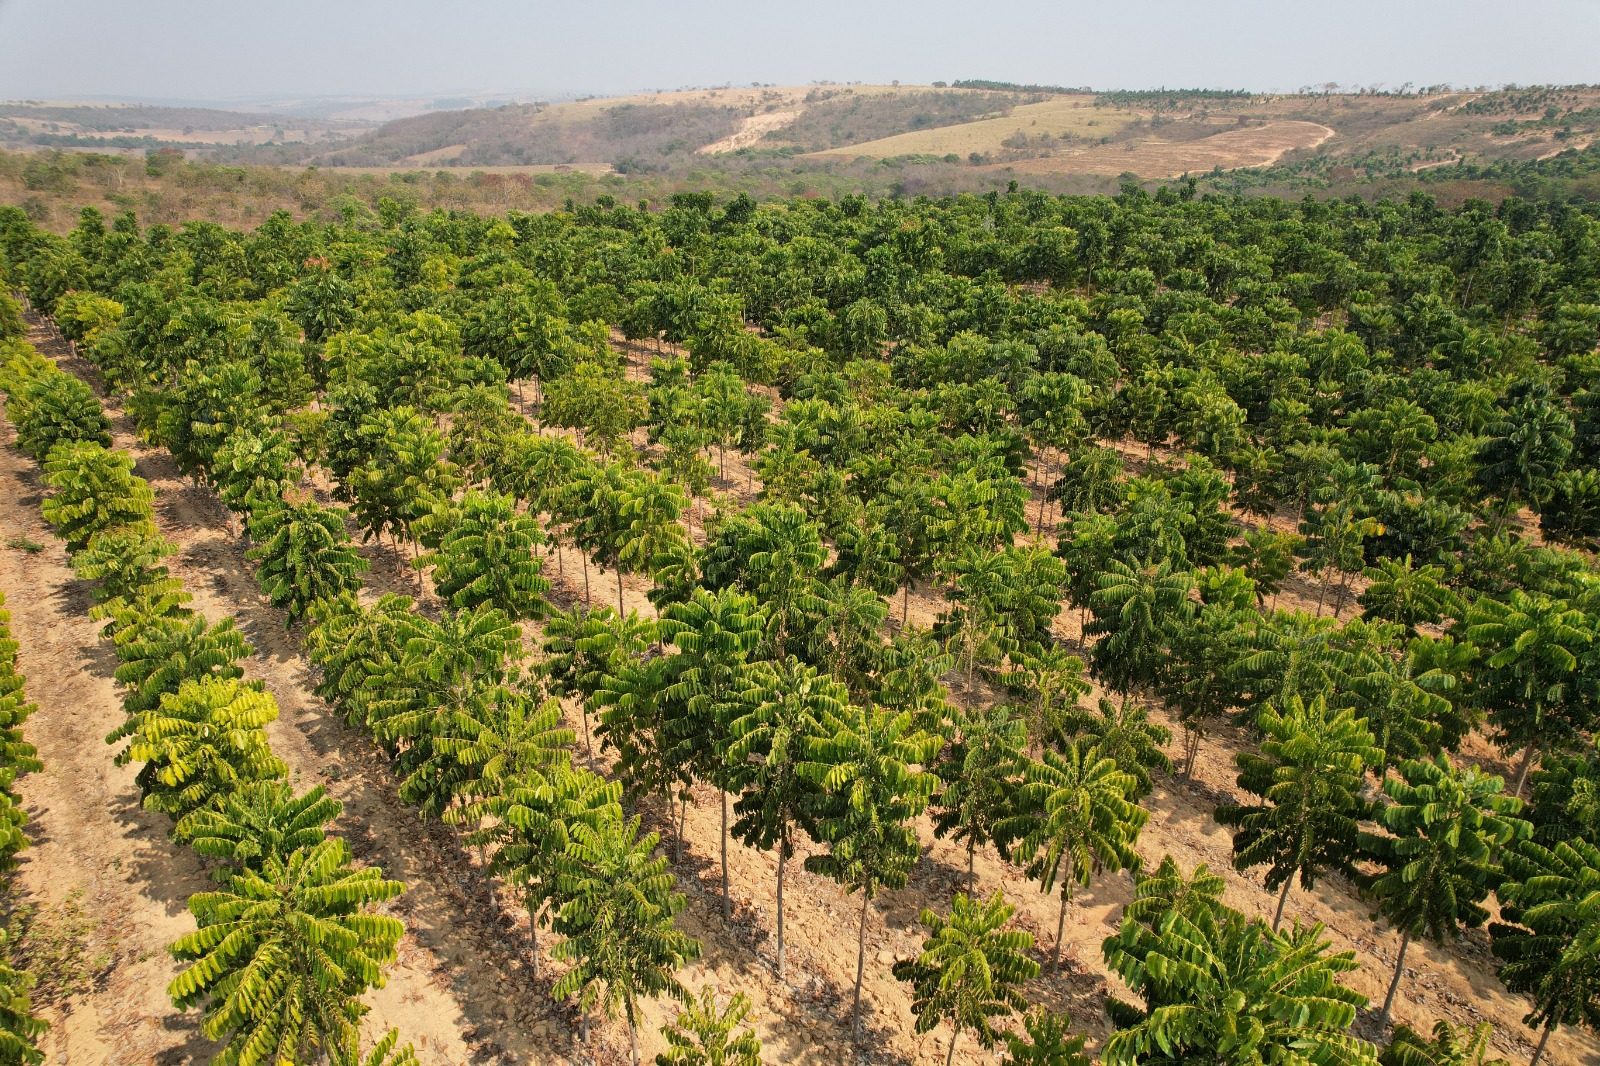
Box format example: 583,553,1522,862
0,583,45,1065
0,337,418,1066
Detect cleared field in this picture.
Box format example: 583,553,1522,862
1002,118,1336,177
805,95,1138,158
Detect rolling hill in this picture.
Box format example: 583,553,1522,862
218,82,1600,182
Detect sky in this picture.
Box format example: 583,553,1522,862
0,0,1596,105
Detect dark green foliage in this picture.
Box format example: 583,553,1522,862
416,489,549,619
1215,696,1379,928
1102,903,1376,1066
891,892,1038,1057
246,499,369,625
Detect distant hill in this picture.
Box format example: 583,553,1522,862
0,102,367,152
228,82,1600,181
11,83,1600,187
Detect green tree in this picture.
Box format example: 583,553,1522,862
0,930,44,1066
109,676,286,820
542,604,653,758
892,891,1039,1066
0,360,110,462
1359,556,1462,637
657,587,765,915
801,703,939,1039
1003,1008,1090,1066
1477,386,1574,528
1381,1021,1510,1066
656,987,764,1066
1492,837,1600,1065
1465,590,1592,795
1006,743,1147,967
551,816,701,1066
544,359,649,455
1059,696,1172,798
416,489,550,619
1102,905,1377,1066
40,441,155,551
727,657,837,980
174,780,341,876
346,406,459,557
469,765,620,977
1215,696,1380,930
246,499,369,625
1362,754,1530,1026
932,705,1028,889
109,610,251,714
168,838,404,1066
1087,557,1194,698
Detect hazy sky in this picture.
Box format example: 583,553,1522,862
1,0,1596,104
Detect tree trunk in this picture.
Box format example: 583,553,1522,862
581,554,590,605
628,1015,639,1066
852,888,871,1041
902,583,910,626
616,568,625,617
528,905,540,979
1053,887,1070,971
945,1029,960,1066
776,845,788,981
1273,877,1293,932
1380,929,1411,1027
676,794,688,864
1514,742,1539,797
720,791,731,920
581,707,593,759
1530,1015,1557,1066
967,840,977,894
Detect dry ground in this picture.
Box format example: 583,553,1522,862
999,120,1336,178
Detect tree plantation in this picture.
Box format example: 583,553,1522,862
0,175,1599,1064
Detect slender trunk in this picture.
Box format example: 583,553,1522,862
1052,851,1075,970
528,905,540,979
1514,742,1539,797
852,888,871,1041
581,554,590,605
776,844,788,981
581,706,593,758
1380,929,1411,1026
945,1029,960,1066
902,583,911,626
1273,877,1293,932
627,1012,639,1066
676,794,688,864
616,568,625,617
580,1012,590,1046
720,791,731,920
1531,1014,1558,1066
1053,887,1070,970
967,840,977,894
